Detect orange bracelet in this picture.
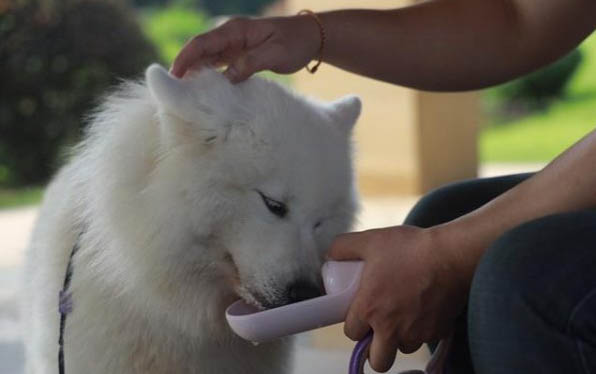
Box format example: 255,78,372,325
298,9,326,74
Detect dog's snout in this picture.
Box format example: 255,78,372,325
287,281,323,304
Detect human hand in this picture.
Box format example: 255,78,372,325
171,15,321,82
328,225,469,372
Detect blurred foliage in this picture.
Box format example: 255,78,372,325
131,0,276,15
141,5,211,64
481,95,596,162
0,186,43,209
486,49,583,117
481,34,596,162
0,0,159,186
132,0,171,6
200,0,276,16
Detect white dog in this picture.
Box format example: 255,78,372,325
22,64,361,373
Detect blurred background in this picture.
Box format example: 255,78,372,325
1,0,595,372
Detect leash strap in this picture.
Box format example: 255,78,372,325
348,330,437,374
58,235,81,374
349,331,373,374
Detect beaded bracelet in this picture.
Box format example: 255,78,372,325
298,9,326,74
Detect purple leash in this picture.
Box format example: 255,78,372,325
349,331,373,374
348,331,447,374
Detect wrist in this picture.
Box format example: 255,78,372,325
296,10,325,73
427,222,478,290
289,13,323,68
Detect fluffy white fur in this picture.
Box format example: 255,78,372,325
22,64,360,373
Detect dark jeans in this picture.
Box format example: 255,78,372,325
404,174,596,374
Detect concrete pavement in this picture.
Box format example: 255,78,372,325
1,206,36,374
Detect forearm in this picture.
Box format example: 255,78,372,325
436,129,596,286
317,0,595,91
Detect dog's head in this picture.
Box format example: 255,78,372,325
145,64,360,311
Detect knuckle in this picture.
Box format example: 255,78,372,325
188,34,209,51
376,332,394,347
344,314,368,341
361,303,376,321
344,325,359,341
242,53,257,68
344,326,363,341
186,37,199,50
225,16,250,30
331,232,351,248
190,33,206,44
364,229,385,252
375,227,392,245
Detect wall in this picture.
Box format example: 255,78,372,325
282,0,480,195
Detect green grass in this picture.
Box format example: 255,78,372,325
0,187,43,210
480,33,596,162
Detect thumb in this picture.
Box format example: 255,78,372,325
327,231,370,261
224,42,279,83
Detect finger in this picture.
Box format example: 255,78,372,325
399,340,423,354
223,41,279,83
185,44,252,76
171,30,229,78
327,231,371,261
399,320,428,353
344,301,371,341
369,331,399,373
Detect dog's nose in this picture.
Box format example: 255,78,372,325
287,281,323,304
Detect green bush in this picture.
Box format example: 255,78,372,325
200,0,276,15
132,0,170,6
491,49,583,108
141,6,211,64
132,0,277,15
0,0,159,186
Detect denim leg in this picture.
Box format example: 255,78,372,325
469,211,596,373
404,174,532,373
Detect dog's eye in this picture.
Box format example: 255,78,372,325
259,192,288,218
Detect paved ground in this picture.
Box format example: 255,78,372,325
0,163,546,373
1,207,35,374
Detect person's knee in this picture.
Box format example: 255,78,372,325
470,214,569,310
468,212,596,372
469,211,596,337
471,211,596,306
404,174,531,228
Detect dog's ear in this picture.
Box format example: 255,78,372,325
145,64,222,145
327,95,361,133
146,64,212,120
